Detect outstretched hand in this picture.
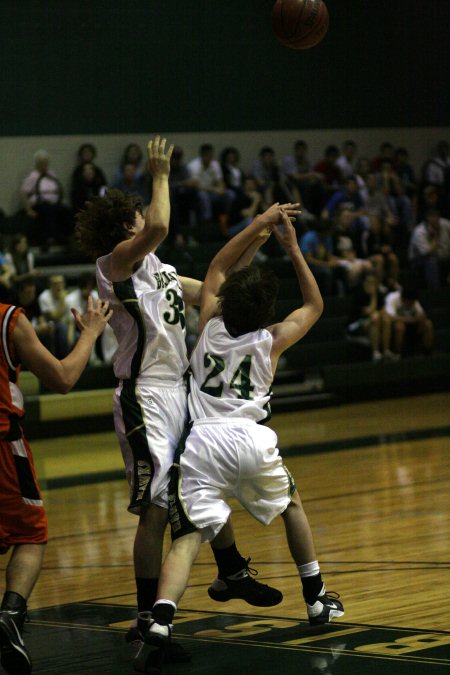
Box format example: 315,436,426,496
272,209,300,254
258,202,301,229
147,135,174,178
71,296,113,338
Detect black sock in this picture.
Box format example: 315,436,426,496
152,602,175,626
211,543,247,579
301,573,324,605
136,577,159,613
1,591,27,613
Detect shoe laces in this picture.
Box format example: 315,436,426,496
244,557,258,578
322,590,341,601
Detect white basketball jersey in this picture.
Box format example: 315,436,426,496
188,316,273,423
96,252,189,382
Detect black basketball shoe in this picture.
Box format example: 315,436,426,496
306,588,344,625
134,621,170,675
208,558,283,607
0,610,31,675
126,611,190,663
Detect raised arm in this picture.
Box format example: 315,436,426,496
110,136,173,280
268,210,324,370
198,203,300,331
13,297,112,394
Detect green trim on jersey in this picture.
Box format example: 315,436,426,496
113,279,146,380
113,278,154,512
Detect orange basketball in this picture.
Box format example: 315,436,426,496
272,0,329,50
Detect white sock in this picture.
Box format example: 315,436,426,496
297,560,320,578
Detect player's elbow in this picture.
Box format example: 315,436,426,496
313,296,324,320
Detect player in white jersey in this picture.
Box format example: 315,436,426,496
75,137,283,662
135,204,344,674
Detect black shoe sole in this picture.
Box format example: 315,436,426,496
208,587,283,607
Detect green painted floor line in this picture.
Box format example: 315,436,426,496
40,424,450,491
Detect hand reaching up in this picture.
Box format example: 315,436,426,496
71,296,113,338
272,208,300,255
147,136,174,179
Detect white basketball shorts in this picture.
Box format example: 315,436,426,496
169,417,295,542
114,379,187,514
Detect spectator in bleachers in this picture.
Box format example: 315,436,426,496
281,140,324,216
251,146,295,206
0,249,14,303
408,208,450,290
346,272,395,362
336,140,358,180
4,234,38,285
167,146,198,247
112,162,150,203
363,213,399,291
16,278,55,352
313,145,343,206
421,141,450,218
385,285,434,357
355,157,371,200
300,220,344,296
65,272,98,314
417,184,447,223
376,159,414,249
115,143,144,182
20,150,72,249
220,146,245,195
226,177,264,237
362,172,397,223
187,143,234,228
71,143,107,197
370,141,395,173
422,140,450,190
333,205,373,290
394,147,418,202
321,175,367,223
37,274,72,358
71,161,107,214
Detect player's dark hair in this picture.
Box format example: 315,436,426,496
75,188,143,260
218,266,279,336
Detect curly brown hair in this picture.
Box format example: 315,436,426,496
75,189,143,260
218,265,279,336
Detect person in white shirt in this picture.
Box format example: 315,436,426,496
408,209,450,289
187,144,234,226
384,286,433,356
336,140,358,180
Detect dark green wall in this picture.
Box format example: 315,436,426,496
1,0,449,136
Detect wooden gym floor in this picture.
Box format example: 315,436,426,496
1,392,449,674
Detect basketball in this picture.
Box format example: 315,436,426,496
271,0,329,50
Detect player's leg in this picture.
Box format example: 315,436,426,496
134,531,201,674
0,544,45,675
131,503,168,638
0,433,47,675
281,491,344,625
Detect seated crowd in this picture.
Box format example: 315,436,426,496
0,137,448,365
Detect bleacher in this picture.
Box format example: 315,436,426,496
18,240,450,440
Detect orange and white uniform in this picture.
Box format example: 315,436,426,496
0,303,48,554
